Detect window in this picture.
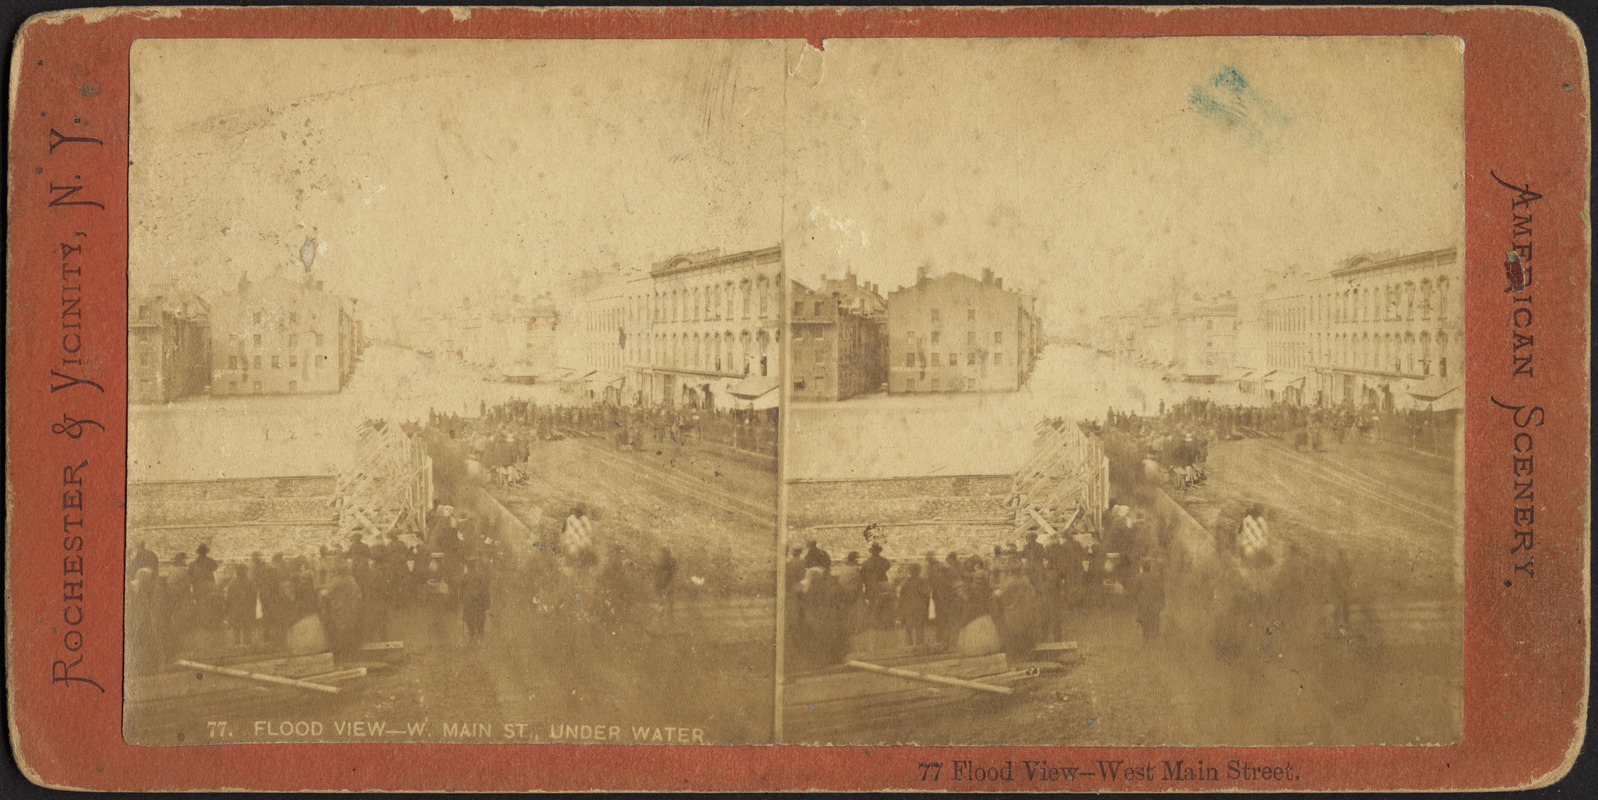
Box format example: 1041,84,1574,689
905,378,915,391
814,301,823,315
814,375,825,388
967,331,977,347
931,378,940,391
254,311,263,324
931,353,941,366
318,355,327,368
228,356,238,370
905,353,916,367
253,355,263,369
289,334,298,347
139,351,150,368
270,355,280,368
967,352,976,365
968,308,976,322
289,312,299,324
931,331,941,345
288,381,298,392
315,333,324,347
994,351,1004,365
993,331,1003,344
289,355,298,368
252,381,262,394
253,333,262,346
930,308,941,323
949,354,957,367
794,377,806,391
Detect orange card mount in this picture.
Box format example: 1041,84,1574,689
5,5,1590,793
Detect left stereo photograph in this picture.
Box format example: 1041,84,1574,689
122,38,784,746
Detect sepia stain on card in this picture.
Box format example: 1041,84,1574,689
1187,65,1289,152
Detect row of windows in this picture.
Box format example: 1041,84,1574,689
925,308,979,323
900,376,974,392
905,330,1003,346
903,351,1003,367
1320,276,1453,326
226,380,298,393
647,277,772,326
226,354,330,370
232,332,326,347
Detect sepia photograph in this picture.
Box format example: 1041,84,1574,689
123,38,783,745
779,37,1465,747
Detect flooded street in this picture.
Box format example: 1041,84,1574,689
788,343,1259,480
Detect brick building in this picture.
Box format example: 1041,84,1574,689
789,276,888,401
129,289,211,404
210,271,361,396
885,268,1040,394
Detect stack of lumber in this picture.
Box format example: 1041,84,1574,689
336,420,431,540
783,648,1036,742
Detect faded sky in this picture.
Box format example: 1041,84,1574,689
130,39,785,320
785,37,1465,327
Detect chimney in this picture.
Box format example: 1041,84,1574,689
238,272,251,294
982,268,994,285
916,265,928,285
994,277,1004,290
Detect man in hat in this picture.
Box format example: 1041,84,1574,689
859,543,891,629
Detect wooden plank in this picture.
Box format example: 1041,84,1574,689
175,659,342,694
786,654,1007,706
845,660,1013,695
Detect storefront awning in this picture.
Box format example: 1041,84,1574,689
725,374,779,400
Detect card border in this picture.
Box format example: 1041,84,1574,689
6,4,1590,792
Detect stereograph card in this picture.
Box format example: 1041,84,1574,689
4,5,1589,793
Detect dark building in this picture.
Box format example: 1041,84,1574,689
210,270,361,396
790,276,888,401
129,290,212,404
886,267,1040,394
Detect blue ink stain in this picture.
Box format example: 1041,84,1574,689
1188,65,1289,152
1086,718,1096,727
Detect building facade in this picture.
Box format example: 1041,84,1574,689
210,271,360,396
129,290,211,404
622,245,783,408
886,268,1040,394
790,278,888,401
1307,248,1463,409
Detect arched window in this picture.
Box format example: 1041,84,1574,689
758,278,769,318
1420,331,1433,375
1437,278,1450,321
1419,280,1432,320
742,281,753,319
1437,331,1449,378
1404,333,1416,374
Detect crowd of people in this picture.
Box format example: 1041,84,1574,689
425,397,777,463
124,523,456,677
783,497,1184,672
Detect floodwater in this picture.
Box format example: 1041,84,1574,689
787,344,1259,481
129,345,568,482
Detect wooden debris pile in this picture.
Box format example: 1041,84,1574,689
1009,418,1110,538
336,420,432,541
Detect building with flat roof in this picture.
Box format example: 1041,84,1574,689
790,277,887,401
210,270,360,396
129,289,211,404
885,267,1040,394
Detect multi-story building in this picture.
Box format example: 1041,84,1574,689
790,277,888,401
1307,247,1463,409
210,270,360,396
1259,272,1311,403
624,245,783,408
1173,298,1238,381
129,289,211,404
885,267,1040,394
